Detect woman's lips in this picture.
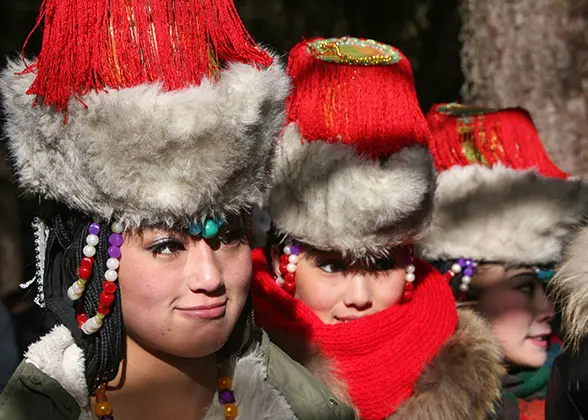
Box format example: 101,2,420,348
527,334,550,348
176,302,227,319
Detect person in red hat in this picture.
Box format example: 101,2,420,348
0,1,357,420
251,37,504,420
418,103,588,420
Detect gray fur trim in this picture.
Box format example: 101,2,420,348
549,224,588,351
1,57,290,227
269,124,435,259
418,164,588,265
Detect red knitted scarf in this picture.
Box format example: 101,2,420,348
251,248,458,419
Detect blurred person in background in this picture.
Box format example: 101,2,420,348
418,104,588,420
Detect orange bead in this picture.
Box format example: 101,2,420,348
224,403,238,419
217,375,232,390
95,401,113,417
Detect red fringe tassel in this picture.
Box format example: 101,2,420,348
21,0,272,113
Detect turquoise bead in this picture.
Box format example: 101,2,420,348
189,222,203,236
202,220,220,238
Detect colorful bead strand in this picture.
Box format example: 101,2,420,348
68,222,101,301
218,375,238,419
79,221,124,335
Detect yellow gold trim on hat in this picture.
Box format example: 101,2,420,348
307,37,401,65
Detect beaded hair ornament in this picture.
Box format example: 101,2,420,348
275,241,418,303
445,257,556,301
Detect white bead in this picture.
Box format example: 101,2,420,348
86,234,99,246
287,263,297,273
67,284,83,301
405,272,416,283
81,316,103,335
104,269,118,282
83,245,96,257
451,263,462,274
459,283,470,292
289,255,299,264
461,275,472,285
106,258,120,270
406,264,415,273
111,221,124,233
275,275,285,286
283,245,292,255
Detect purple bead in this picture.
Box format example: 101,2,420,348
290,244,302,255
109,233,124,247
88,223,101,236
465,259,473,267
218,389,235,404
464,267,474,277
457,257,466,266
108,245,121,259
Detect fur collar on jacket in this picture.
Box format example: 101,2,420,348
24,325,296,420
267,308,504,420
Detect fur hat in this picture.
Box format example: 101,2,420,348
418,104,588,265
268,37,435,259
0,0,290,229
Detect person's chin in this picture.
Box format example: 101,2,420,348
517,344,547,368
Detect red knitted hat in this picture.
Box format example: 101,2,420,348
1,0,290,228
419,103,588,265
269,37,435,258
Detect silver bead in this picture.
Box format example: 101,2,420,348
405,272,416,283
459,283,470,292
83,245,96,257
111,221,124,234
451,263,462,274
106,258,120,270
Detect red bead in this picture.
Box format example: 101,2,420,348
283,280,296,295
99,292,115,307
77,313,89,328
102,281,117,294
80,257,94,269
284,272,295,283
78,266,92,280
280,254,289,264
402,291,413,302
97,304,110,315
404,282,414,292
279,263,288,275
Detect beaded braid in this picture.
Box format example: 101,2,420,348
57,215,124,393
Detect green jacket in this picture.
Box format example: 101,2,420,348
0,325,354,420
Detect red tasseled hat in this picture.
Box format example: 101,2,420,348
269,37,436,258
426,103,569,178
1,0,290,228
419,103,588,266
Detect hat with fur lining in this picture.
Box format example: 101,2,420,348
268,37,435,259
418,103,588,266
0,0,290,229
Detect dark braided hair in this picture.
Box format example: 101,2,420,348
41,205,257,394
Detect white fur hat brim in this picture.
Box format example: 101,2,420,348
418,164,588,265
1,57,290,227
268,124,435,259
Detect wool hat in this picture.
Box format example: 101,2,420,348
268,36,435,259
418,103,588,266
1,0,289,230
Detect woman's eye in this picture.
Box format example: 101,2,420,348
318,262,345,273
516,283,535,295
148,240,185,256
218,229,247,246
371,258,397,271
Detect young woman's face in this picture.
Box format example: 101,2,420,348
273,247,407,324
117,217,251,358
475,265,554,368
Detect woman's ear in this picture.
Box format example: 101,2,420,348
270,245,281,277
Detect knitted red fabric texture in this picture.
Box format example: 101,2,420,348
426,104,568,179
285,37,431,158
21,0,272,114
251,248,458,419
